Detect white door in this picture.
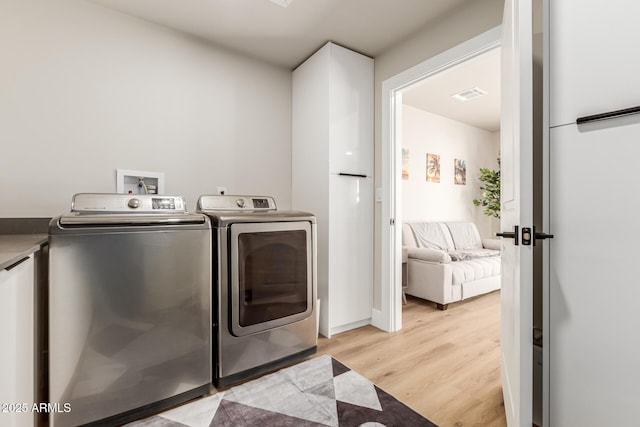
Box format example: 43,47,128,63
500,0,533,425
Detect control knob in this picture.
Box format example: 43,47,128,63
128,198,141,209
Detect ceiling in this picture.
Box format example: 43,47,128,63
402,47,501,132
86,0,499,130
87,0,474,69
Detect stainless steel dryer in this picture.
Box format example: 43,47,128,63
197,195,317,387
48,194,211,427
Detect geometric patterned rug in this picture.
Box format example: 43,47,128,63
126,355,438,426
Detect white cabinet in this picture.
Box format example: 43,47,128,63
328,45,374,176
0,255,35,427
548,4,640,421
550,1,640,127
292,42,374,337
328,175,373,330
549,123,640,425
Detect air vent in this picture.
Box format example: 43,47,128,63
269,0,294,7
451,87,488,102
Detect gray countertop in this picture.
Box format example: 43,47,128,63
0,234,48,270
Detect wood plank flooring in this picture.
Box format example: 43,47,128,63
316,291,506,427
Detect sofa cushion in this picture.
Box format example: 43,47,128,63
446,222,483,250
407,248,452,263
408,222,455,251
482,238,501,250
448,248,500,261
451,257,501,287
402,224,417,248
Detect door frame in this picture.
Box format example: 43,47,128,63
377,26,502,332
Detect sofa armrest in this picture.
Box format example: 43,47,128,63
482,238,501,250
407,247,451,263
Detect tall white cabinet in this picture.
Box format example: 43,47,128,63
292,42,373,338
547,2,640,425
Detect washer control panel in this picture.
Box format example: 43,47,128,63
152,198,177,210
71,194,186,213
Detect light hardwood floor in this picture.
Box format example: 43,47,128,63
316,291,506,427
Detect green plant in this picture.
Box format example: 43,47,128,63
473,158,501,218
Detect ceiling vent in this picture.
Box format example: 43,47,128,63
269,0,294,7
451,87,488,102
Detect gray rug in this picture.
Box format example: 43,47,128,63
127,354,437,426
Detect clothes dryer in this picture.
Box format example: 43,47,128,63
197,195,317,387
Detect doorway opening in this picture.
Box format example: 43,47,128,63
375,24,504,426
400,46,501,305
378,24,502,333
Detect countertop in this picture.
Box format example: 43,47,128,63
0,234,48,270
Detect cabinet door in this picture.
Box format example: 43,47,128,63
0,256,35,427
549,124,640,425
0,265,19,422
550,2,640,127
329,44,374,176
328,175,373,332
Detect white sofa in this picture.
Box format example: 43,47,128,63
402,222,501,310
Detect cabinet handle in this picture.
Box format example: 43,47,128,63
339,173,367,178
5,256,30,271
577,105,640,125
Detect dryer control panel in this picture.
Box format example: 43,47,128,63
197,195,277,212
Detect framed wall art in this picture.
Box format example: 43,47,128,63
454,158,466,185
402,148,409,180
426,153,440,183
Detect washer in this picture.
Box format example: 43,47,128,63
197,195,317,387
48,194,212,426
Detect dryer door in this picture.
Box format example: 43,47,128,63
229,221,313,336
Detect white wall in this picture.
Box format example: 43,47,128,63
372,0,505,308
0,0,292,217
401,105,500,239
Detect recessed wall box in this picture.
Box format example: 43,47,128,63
116,169,165,195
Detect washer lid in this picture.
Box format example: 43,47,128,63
58,213,206,227
54,193,207,227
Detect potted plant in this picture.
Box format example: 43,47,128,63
473,157,500,218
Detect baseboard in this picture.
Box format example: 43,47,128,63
329,318,371,336
371,308,386,331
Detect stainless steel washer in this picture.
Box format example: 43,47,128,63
197,195,317,387
48,194,211,426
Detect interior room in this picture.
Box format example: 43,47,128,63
399,47,502,311
401,48,501,239
5,0,635,426
1,0,506,425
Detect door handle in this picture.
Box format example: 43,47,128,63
535,232,554,239
496,225,519,246
532,226,554,246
